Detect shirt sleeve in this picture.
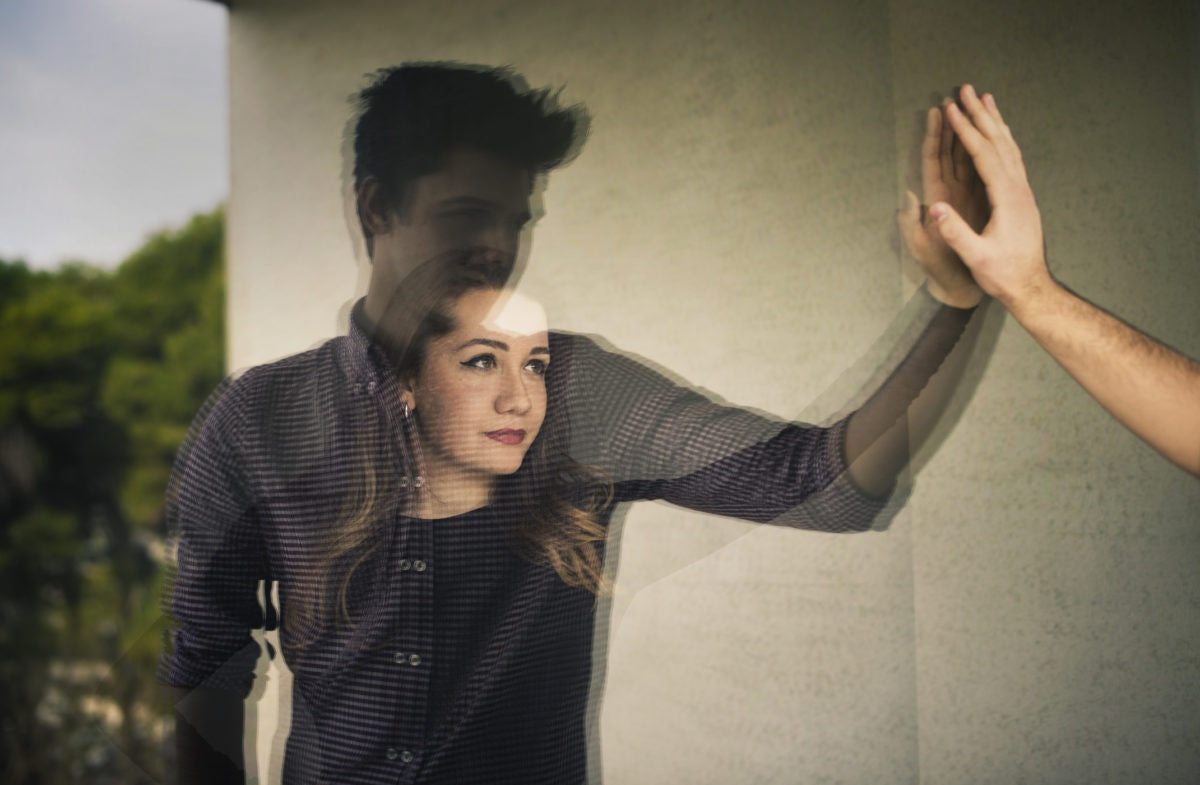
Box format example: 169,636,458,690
159,377,268,698
549,334,888,532
551,287,973,533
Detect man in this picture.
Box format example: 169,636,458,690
929,84,1200,477
162,64,988,784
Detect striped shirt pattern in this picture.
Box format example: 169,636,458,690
160,299,895,784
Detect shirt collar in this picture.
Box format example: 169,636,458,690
340,297,395,388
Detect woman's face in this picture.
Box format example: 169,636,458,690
407,288,549,498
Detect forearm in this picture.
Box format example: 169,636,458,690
173,686,246,785
1009,281,1200,476
844,295,983,496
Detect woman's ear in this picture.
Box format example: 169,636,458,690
398,384,416,415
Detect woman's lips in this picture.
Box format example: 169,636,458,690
486,429,526,445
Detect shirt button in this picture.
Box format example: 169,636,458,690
413,559,427,572
400,750,414,764
386,747,398,761
393,651,405,664
398,477,409,489
366,381,377,393
408,653,422,667
399,559,411,571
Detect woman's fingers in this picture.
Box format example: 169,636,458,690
951,123,974,183
939,99,955,179
921,106,944,191
896,189,928,258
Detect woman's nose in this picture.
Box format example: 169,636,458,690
496,369,532,415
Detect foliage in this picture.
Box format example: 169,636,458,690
0,208,225,784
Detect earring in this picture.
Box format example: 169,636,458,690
399,398,423,491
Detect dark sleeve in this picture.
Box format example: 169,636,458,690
159,377,267,696
550,287,975,532
612,416,890,532
549,335,889,532
159,379,267,783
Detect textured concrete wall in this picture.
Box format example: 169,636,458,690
223,0,1200,782
888,2,1200,783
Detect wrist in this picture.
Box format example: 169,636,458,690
926,280,985,310
1000,272,1062,326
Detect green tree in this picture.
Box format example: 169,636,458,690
0,207,225,784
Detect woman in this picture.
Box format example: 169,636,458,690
285,259,614,784
174,244,976,784
281,235,983,784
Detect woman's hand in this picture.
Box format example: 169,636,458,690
897,97,990,309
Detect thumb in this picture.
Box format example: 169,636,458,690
929,201,984,268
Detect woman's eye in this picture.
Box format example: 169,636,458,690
462,354,496,370
524,358,548,377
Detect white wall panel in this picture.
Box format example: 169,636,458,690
222,1,1200,782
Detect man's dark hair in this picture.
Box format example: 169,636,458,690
353,63,586,234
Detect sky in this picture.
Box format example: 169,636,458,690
0,0,227,270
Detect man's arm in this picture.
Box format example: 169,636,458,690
161,379,267,784
929,84,1200,477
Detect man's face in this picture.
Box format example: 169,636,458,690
371,147,534,283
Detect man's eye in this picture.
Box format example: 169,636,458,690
524,358,548,376
462,354,496,370
448,208,489,223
